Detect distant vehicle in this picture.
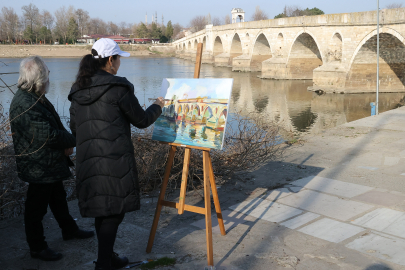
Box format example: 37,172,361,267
54,41,59,45
132,38,160,44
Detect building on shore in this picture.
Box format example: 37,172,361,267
77,35,131,45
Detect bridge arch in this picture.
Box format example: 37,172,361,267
203,36,207,51
327,32,343,62
194,39,198,49
202,106,214,123
230,33,243,65
346,28,405,91
182,104,190,120
286,31,323,79
276,33,284,57
250,33,272,71
348,27,405,70
213,36,224,56
188,41,191,50
217,108,228,129
191,104,201,121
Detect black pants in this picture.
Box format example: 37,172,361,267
25,181,78,251
95,213,125,268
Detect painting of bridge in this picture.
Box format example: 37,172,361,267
152,79,233,150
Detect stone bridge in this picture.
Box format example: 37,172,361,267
162,98,228,130
172,8,405,93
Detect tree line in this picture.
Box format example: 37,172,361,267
0,4,183,44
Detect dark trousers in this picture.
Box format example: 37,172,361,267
95,213,125,268
25,181,78,251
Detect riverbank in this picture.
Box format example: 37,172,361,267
1,105,405,269
0,44,175,58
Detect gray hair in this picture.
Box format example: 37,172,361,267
17,56,49,94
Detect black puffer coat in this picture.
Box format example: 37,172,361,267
68,70,161,218
9,89,75,184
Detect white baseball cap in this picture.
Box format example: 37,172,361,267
92,38,130,58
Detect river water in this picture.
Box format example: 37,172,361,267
1,57,404,136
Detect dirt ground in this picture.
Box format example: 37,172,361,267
0,45,164,58
0,152,311,270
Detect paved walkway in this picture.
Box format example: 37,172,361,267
191,107,405,269
2,107,405,270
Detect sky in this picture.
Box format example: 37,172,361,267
4,0,402,26
162,79,233,100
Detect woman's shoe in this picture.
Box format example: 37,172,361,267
111,252,129,269
30,247,63,261
93,261,111,270
63,228,95,240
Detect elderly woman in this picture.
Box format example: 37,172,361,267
68,39,164,270
9,56,94,261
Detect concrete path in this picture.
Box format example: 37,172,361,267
2,107,405,270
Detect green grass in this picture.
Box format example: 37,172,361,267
147,47,163,54
140,257,176,269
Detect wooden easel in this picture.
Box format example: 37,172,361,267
146,43,226,266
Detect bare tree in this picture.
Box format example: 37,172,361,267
0,7,20,42
189,15,206,32
386,3,403,8
21,4,39,31
21,3,40,43
54,6,76,43
172,23,183,39
119,22,132,36
107,21,119,35
88,18,107,35
224,14,231,25
131,23,139,36
284,5,302,17
75,9,89,37
41,10,54,30
212,16,222,26
251,6,269,21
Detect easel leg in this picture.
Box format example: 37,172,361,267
178,148,191,214
207,153,226,236
146,146,177,253
203,151,214,266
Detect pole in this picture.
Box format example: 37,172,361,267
376,0,380,115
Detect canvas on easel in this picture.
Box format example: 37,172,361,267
146,43,229,267
152,78,233,150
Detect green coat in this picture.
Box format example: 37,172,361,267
9,89,76,184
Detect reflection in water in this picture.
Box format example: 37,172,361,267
152,117,223,149
0,57,404,136
230,73,405,135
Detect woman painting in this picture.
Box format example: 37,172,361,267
68,38,164,270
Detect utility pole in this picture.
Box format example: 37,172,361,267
145,12,147,25
376,0,380,115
